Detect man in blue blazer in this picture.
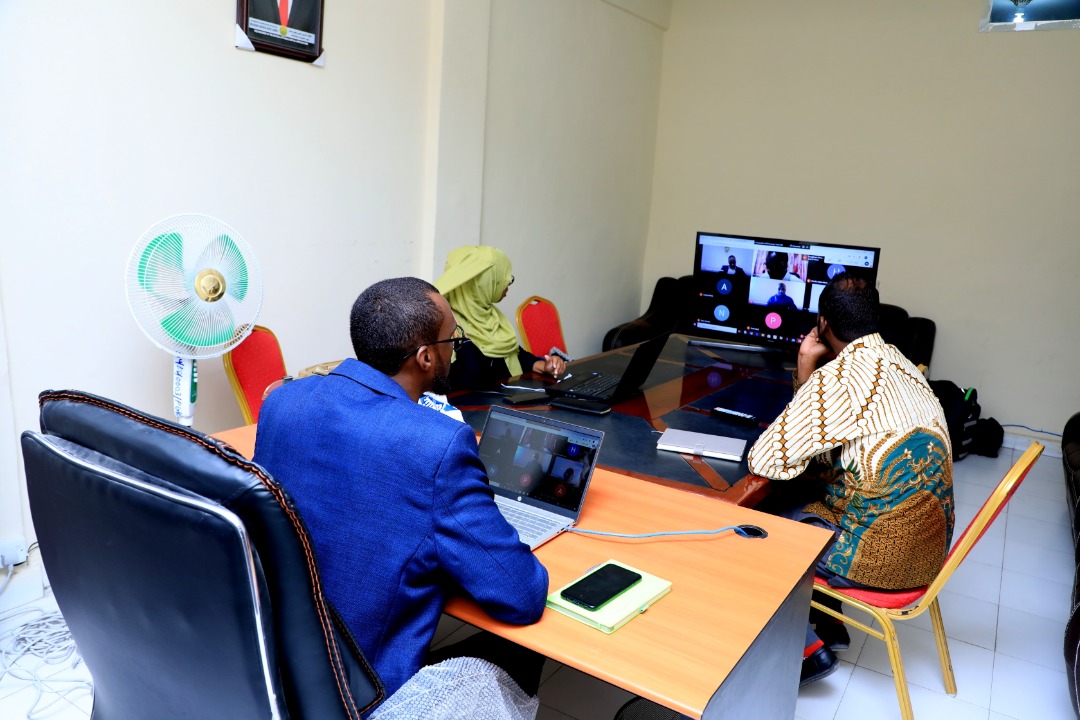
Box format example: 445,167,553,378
254,277,549,702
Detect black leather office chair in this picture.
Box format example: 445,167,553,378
23,390,384,720
603,276,695,351
879,303,937,373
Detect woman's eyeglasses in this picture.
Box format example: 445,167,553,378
400,325,469,361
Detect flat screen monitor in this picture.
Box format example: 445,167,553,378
690,232,880,351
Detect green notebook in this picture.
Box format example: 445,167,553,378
546,560,672,634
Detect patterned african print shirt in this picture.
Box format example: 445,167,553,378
748,333,954,589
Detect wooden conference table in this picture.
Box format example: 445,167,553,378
213,340,832,719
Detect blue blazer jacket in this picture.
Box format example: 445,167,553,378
254,358,548,698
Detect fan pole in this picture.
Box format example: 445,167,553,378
172,356,197,426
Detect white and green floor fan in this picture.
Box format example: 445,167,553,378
125,214,264,426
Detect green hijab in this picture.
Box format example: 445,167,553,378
434,246,522,376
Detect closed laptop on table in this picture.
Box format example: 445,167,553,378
656,428,746,462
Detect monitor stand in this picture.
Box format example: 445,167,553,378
686,338,776,354
685,337,795,371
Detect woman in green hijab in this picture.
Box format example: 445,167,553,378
435,246,566,391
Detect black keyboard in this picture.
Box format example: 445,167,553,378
567,373,619,398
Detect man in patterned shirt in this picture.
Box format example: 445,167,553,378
748,271,953,686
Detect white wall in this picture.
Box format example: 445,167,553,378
480,0,667,357
0,0,669,543
0,0,438,540
0,301,18,542
426,0,493,277
645,0,1080,435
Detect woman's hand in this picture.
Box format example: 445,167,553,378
533,355,566,378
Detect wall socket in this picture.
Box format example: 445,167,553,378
0,537,28,566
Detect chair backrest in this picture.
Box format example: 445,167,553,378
602,276,696,351
905,316,936,370
878,303,936,372
223,325,288,424
878,304,911,349
516,296,567,355
924,442,1044,603
24,390,383,720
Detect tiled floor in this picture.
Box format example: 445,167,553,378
0,443,1072,720
0,578,93,720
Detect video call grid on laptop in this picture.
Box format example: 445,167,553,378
544,332,671,406
477,406,605,549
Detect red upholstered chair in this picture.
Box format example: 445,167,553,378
516,296,568,356
810,442,1044,720
222,325,288,424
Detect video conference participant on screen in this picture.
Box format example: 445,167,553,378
757,251,804,281
766,283,798,309
718,254,748,277
513,447,550,489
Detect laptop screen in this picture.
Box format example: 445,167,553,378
478,406,604,518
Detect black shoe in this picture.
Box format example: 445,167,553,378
815,621,850,652
800,646,839,687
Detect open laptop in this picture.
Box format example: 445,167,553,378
478,406,605,550
545,332,671,406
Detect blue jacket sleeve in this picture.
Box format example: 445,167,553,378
432,424,549,624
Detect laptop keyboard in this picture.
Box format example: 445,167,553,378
498,502,561,543
567,373,619,398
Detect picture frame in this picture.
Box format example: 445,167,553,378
980,0,1080,32
236,0,325,64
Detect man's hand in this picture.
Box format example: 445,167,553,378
534,355,566,378
796,327,832,385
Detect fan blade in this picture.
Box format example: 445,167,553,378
160,298,237,349
193,234,249,302
137,232,186,294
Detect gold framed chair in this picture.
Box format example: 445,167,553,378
810,442,1044,720
222,325,288,424
516,295,567,356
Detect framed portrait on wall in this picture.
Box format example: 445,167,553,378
236,0,325,64
980,0,1080,31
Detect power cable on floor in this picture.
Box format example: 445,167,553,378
0,606,93,719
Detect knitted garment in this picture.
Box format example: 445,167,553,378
369,657,539,720
748,333,954,589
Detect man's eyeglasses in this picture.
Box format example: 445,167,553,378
400,325,469,361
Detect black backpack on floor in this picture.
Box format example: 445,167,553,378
928,380,981,460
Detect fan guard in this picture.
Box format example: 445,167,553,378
125,214,263,360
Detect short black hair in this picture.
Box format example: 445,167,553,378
349,277,444,375
765,251,789,279
818,271,880,343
